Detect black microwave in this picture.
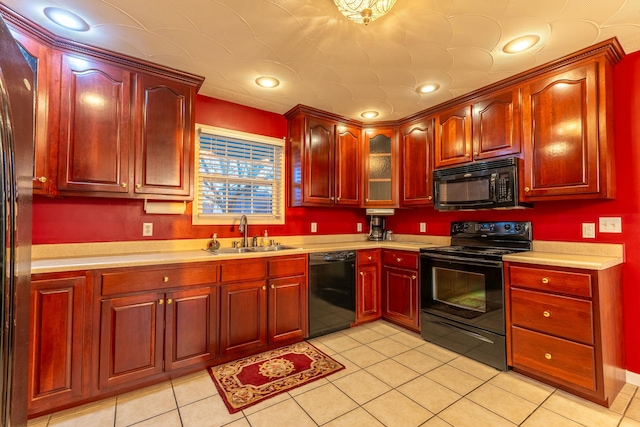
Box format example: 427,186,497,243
433,157,531,211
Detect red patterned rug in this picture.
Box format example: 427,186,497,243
208,341,344,413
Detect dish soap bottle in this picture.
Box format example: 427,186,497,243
207,233,220,251
262,230,269,247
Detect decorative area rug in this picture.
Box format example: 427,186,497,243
208,341,344,413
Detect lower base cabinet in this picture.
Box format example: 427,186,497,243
505,262,625,407
29,272,90,416
382,250,420,332
356,249,381,324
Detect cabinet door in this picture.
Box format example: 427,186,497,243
10,30,52,195
401,119,434,206
335,124,360,205
382,266,419,331
57,53,131,194
435,105,472,168
268,276,307,343
304,116,335,204
363,128,397,207
521,62,600,199
99,293,164,390
220,281,268,357
357,264,381,323
29,275,86,413
472,89,521,160
164,286,218,371
133,73,194,198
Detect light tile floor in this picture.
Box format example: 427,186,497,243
28,320,640,427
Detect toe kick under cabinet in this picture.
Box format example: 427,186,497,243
505,262,625,407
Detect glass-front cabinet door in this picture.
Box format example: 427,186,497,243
362,128,397,207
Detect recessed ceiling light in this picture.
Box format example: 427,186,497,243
361,111,379,119
503,35,541,54
416,83,440,94
43,7,90,32
255,76,280,88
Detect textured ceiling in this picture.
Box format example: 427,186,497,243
5,0,640,121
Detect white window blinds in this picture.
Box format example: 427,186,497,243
193,125,285,225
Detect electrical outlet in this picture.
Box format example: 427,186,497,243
582,223,596,238
599,217,622,233
357,223,362,232
420,222,426,233
142,223,153,237
311,222,317,233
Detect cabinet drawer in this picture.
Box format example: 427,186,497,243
102,264,218,295
511,288,594,344
383,250,418,270
358,249,380,266
268,256,307,278
509,265,592,298
511,326,596,391
220,259,267,282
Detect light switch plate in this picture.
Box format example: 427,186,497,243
599,217,622,233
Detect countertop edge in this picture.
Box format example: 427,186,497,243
503,251,623,270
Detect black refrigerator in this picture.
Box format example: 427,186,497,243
0,13,34,427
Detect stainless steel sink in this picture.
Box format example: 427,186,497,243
204,245,298,255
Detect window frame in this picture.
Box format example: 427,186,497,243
192,124,286,226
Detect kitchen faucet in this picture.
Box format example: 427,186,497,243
238,215,249,247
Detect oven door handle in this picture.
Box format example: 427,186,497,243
420,253,503,268
434,321,495,344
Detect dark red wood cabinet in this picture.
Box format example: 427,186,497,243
400,119,434,207
29,272,90,416
362,127,398,207
356,249,382,324
381,250,419,332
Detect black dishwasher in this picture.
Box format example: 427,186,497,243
308,251,356,338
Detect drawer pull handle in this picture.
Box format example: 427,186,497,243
541,277,549,284
368,256,372,261
543,311,551,318
158,299,164,305
167,298,173,304
397,257,402,263
163,276,169,283
545,353,552,360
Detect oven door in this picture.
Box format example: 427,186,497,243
420,253,505,335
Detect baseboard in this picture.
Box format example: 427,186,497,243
627,370,640,387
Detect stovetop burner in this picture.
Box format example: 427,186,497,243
420,221,532,261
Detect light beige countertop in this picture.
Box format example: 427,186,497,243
31,235,624,274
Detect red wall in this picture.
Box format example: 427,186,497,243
32,56,640,372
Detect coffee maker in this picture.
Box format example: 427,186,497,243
368,216,385,241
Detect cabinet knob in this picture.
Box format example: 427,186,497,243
158,299,164,305
36,176,47,183
541,277,549,284
121,182,128,188
366,198,369,202
397,257,402,263
524,187,530,192
544,353,552,360
543,310,551,318
163,276,169,283
428,196,433,201
465,153,470,158
368,256,372,261
262,285,267,291
136,184,142,189
167,298,173,304
411,275,416,280
337,197,341,201
360,272,364,276
330,196,335,201
473,152,479,156
271,284,275,289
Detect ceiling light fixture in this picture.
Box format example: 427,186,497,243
43,7,90,32
503,35,541,54
416,83,440,94
334,0,396,25
255,76,280,88
361,111,379,119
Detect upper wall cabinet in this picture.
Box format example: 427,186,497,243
400,119,434,207
362,127,398,207
286,106,360,207
521,56,617,201
9,28,52,195
434,88,521,169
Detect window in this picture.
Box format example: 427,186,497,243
193,125,285,225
